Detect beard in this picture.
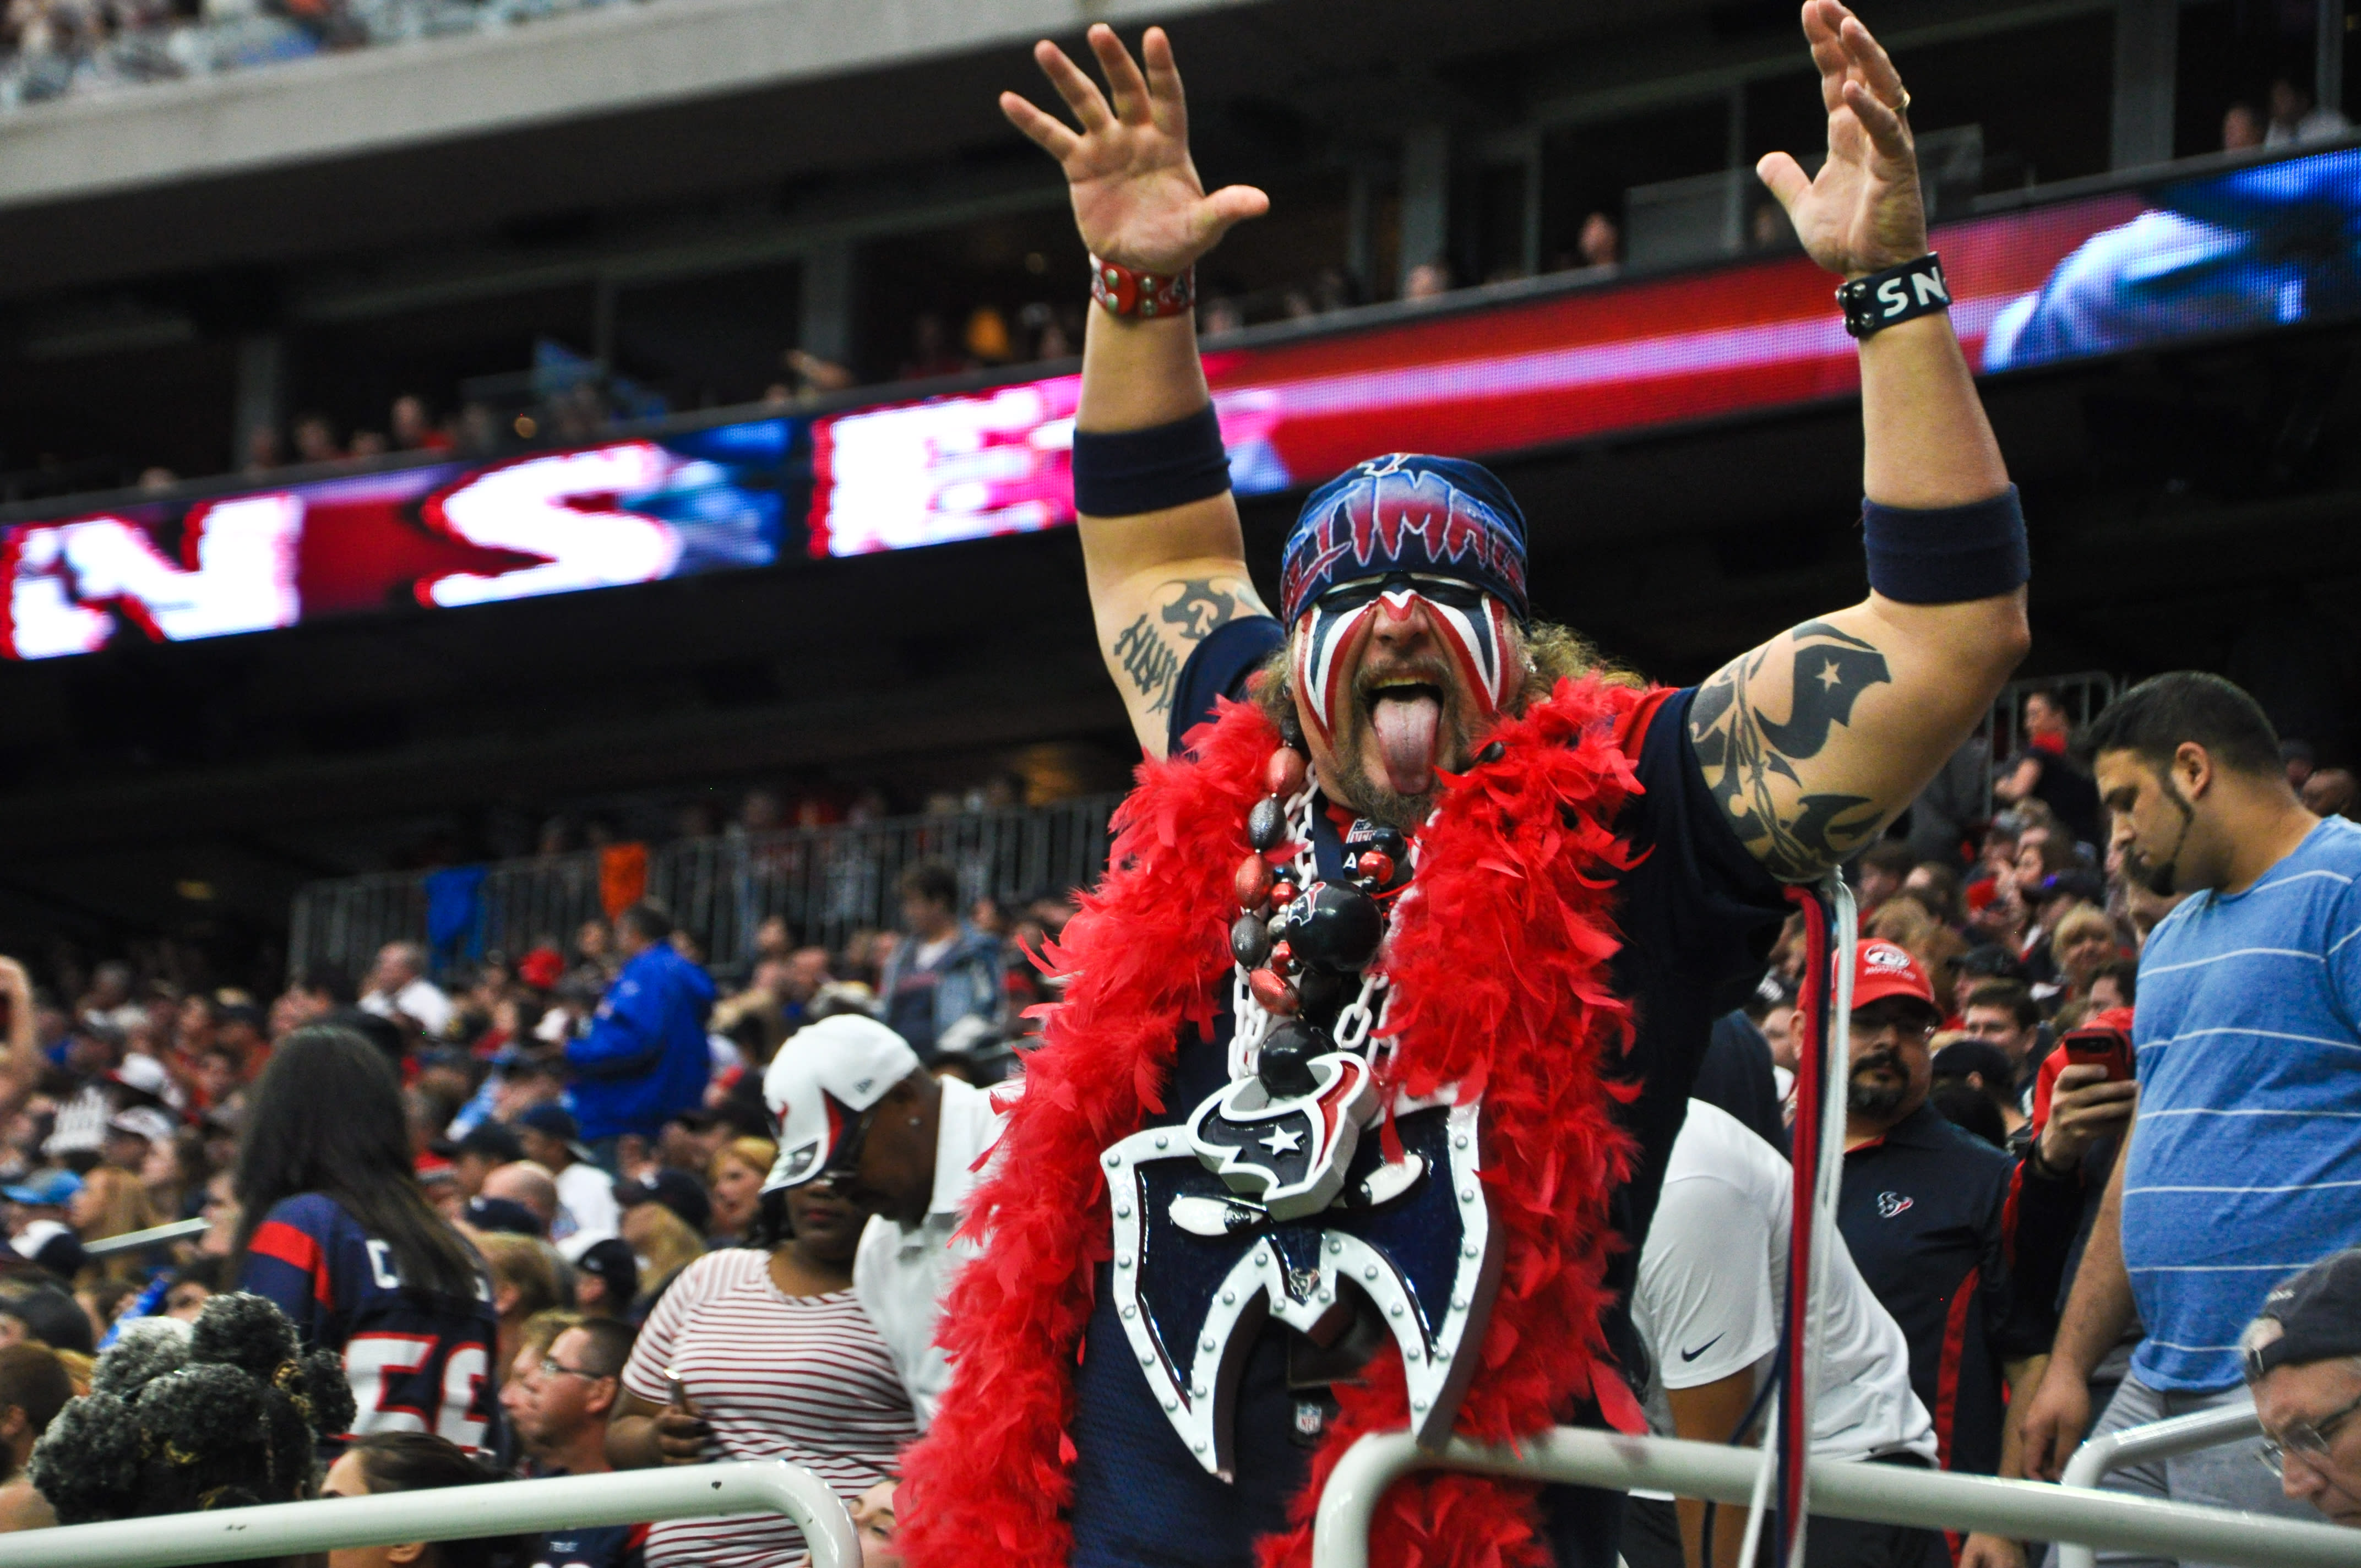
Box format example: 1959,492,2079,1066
1311,656,1481,830
1847,1050,1910,1120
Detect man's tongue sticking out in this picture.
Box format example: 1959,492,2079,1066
1369,690,1441,797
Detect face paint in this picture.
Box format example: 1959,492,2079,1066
1291,573,1517,747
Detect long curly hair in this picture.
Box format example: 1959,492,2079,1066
26,1292,355,1527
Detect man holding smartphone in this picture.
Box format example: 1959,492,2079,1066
2020,672,2361,1565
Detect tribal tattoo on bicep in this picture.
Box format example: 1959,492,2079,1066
1111,574,1264,717
1689,620,1894,880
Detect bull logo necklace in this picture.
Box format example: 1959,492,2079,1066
1099,738,1500,1480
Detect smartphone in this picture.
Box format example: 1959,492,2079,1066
665,1366,688,1407
2063,1026,2133,1084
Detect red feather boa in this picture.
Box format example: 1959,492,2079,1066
900,677,1655,1568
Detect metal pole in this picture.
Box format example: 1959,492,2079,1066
81,1217,209,1257
2057,1403,2267,1568
0,1459,858,1568
1309,1429,2361,1568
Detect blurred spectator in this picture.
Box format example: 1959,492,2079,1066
2022,673,2360,1547
706,1136,776,1246
1854,842,1917,914
962,306,1013,363
2242,1249,2361,1528
877,862,1002,1073
349,430,389,459
475,1231,569,1371
4,1172,87,1282
0,1343,67,1484
567,904,715,1162
242,423,281,474
2050,902,2120,1006
514,1104,619,1248
1576,210,1622,269
1995,689,2104,849
320,1431,528,1568
391,394,455,454
784,348,857,400
573,1236,639,1320
1837,938,2072,1540
66,1166,157,1284
479,1161,562,1238
1199,296,1245,336
764,1014,1006,1428
450,1120,524,1201
608,1174,913,1566
1931,1037,2028,1146
518,1320,645,1568
1402,260,1451,301
1621,1097,1937,1568
1958,979,2045,1103
2224,102,2266,151
900,314,969,380
290,412,342,465
235,1024,501,1451
618,1194,704,1311
2284,739,2316,790
361,941,453,1037
0,1284,91,1354
2303,767,2361,821
2266,76,2350,147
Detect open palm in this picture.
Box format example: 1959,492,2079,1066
1001,26,1268,277
1757,1,1927,279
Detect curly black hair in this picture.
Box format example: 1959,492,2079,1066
26,1292,355,1527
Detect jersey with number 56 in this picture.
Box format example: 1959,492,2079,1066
240,1191,503,1456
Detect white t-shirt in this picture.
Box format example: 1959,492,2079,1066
361,976,453,1036
851,1075,1011,1430
551,1159,620,1258
1633,1099,1933,1477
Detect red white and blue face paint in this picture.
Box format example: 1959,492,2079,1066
1290,572,1519,749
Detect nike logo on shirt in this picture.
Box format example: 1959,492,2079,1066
1680,1333,1725,1363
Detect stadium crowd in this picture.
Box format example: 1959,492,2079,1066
0,678,2354,1566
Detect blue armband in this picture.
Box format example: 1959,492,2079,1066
1071,404,1231,517
1862,484,2029,604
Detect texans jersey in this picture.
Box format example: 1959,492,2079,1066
240,1192,503,1454
528,1522,648,1568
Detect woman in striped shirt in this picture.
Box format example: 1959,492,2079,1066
607,1178,913,1567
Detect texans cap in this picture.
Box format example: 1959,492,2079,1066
762,1015,922,1193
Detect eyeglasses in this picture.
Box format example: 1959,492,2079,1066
1851,1016,1938,1045
536,1357,608,1382
2257,1391,2361,1478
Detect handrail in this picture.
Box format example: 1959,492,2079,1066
0,1458,857,1568
2056,1402,2268,1568
81,1217,209,1257
1308,1428,2361,1568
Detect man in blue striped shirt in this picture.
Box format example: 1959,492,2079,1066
2021,672,2361,1562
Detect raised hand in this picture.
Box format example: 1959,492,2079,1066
1001,25,1269,276
1756,1,1925,279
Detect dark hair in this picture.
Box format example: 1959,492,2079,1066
0,1343,72,1450
29,1293,354,1526
1930,1080,2009,1148
0,1285,94,1355
1859,842,1916,878
615,902,673,945
2093,957,2140,1004
345,1432,525,1568
1963,980,2042,1032
897,860,959,908
2080,672,2283,779
296,963,358,1006
233,1026,480,1299
559,1317,638,1380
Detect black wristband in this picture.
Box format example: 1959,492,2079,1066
1837,253,1951,339
1862,484,2029,604
1070,404,1230,517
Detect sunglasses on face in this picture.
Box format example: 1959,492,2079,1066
2257,1390,2361,1479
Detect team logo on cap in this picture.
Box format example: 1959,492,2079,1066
1864,943,1914,970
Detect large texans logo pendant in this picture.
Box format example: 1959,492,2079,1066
1101,1076,1498,1479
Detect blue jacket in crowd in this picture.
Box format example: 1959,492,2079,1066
564,943,716,1142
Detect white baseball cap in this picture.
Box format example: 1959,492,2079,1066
761,1015,922,1193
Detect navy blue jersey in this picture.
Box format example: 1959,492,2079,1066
240,1192,503,1455
1067,619,1790,1568
1836,1106,2072,1478
527,1522,648,1568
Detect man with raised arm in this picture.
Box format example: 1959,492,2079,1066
897,9,2031,1568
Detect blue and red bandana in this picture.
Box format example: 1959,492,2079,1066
1278,454,1530,627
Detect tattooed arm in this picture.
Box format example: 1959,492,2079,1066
1690,589,2024,882
1698,5,2030,879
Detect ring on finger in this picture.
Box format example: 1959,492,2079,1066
1892,86,1911,115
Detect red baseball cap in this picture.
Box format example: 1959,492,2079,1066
1852,939,1941,1019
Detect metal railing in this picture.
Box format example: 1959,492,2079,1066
287,794,1124,983
2057,1403,2270,1568
81,1217,208,1258
1309,1428,2361,1568
0,1458,855,1568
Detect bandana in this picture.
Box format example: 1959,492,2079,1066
1291,573,1518,747
1279,453,1530,627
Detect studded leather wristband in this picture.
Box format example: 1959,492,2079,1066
1837,252,1951,339
1090,254,1196,320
